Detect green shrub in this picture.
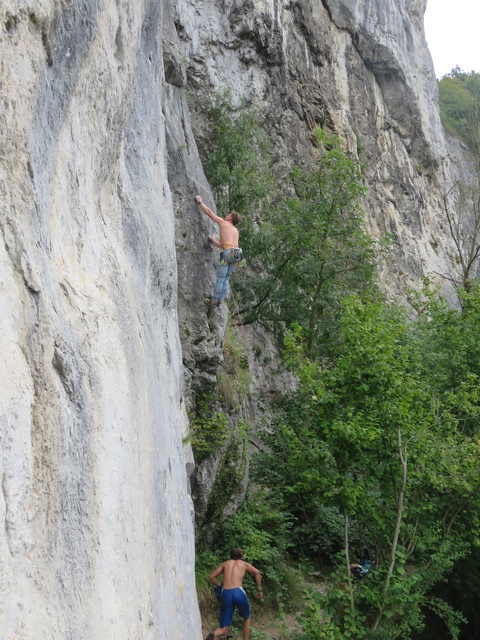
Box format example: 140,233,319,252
187,394,229,463
438,68,480,153
217,325,251,407
219,493,306,611
204,88,274,219
196,549,224,613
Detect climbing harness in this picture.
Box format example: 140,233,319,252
220,247,244,265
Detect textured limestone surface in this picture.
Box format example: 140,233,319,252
1,1,202,638
174,0,467,303
1,0,477,637
166,0,477,528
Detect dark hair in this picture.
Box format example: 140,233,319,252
230,547,244,560
229,211,241,226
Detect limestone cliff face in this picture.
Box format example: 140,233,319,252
0,1,202,638
170,0,476,535
0,0,474,638
173,0,467,306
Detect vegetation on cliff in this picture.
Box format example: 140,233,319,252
195,92,480,640
438,68,480,295
439,68,480,155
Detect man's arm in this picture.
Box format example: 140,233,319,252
209,563,225,587
208,235,222,248
195,195,223,225
245,563,263,599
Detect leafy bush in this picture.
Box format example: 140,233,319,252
199,85,480,637
204,88,274,220
246,284,480,637
234,127,377,358
218,493,306,610
196,549,224,612
187,394,230,463
217,324,251,407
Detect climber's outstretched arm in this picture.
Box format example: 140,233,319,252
195,195,223,225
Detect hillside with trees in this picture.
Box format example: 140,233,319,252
194,86,480,640
439,68,480,156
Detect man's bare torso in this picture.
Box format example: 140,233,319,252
221,559,252,589
218,218,240,248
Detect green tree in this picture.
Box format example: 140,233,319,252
254,286,480,638
204,88,274,221
203,94,377,353
234,128,377,358
439,68,480,153
439,76,474,142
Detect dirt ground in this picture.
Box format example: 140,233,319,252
201,604,303,639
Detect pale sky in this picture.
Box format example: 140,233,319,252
424,0,480,78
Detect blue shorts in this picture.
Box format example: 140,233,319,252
219,587,251,627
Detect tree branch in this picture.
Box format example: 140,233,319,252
373,427,408,630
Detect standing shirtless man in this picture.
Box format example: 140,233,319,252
195,195,242,307
205,547,263,640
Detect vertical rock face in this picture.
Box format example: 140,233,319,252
1,1,201,638
0,0,476,637
173,0,467,304
166,0,477,528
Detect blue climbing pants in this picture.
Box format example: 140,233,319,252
212,253,238,303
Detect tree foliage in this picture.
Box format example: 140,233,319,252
439,67,480,155
203,93,378,356
235,129,376,358
437,68,480,292
200,88,480,638
252,285,480,638
204,88,274,221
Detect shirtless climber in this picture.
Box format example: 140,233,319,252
195,195,243,307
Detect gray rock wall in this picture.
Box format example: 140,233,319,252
174,0,465,303
0,0,476,637
167,0,477,530
1,1,201,638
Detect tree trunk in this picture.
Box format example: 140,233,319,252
344,513,355,616
372,427,408,630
